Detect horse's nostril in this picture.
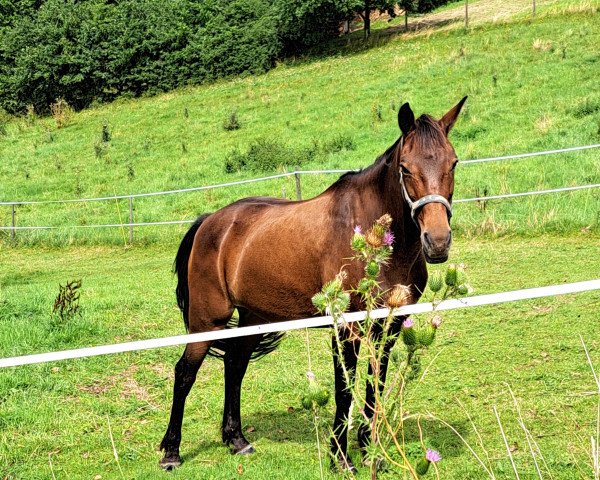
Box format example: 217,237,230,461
423,231,432,247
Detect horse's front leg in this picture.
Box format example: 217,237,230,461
330,327,361,472
357,317,405,453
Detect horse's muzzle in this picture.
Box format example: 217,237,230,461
421,229,452,264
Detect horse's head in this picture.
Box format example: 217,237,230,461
395,97,467,264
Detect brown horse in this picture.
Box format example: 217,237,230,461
159,98,467,471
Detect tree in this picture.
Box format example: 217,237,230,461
356,0,396,39
398,0,417,28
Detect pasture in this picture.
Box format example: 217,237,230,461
1,236,599,479
1,1,600,479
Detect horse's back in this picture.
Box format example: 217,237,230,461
189,194,346,321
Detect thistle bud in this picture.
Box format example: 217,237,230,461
366,230,383,248
386,284,411,308
457,284,469,295
445,264,458,286
323,273,345,297
313,387,330,407
311,292,328,312
372,223,386,237
357,278,375,294
365,260,380,278
418,325,436,347
431,315,443,329
334,292,351,313
428,271,443,293
376,214,393,229
301,395,313,410
401,318,417,346
390,348,402,366
382,230,395,247
416,449,441,475
351,233,367,252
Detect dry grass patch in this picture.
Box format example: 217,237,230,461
533,38,554,51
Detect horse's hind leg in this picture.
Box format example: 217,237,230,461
221,310,263,454
159,341,211,470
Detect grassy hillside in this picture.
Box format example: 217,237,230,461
0,1,599,245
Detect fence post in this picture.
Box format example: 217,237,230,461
128,196,133,244
465,0,469,28
11,204,15,241
294,168,302,200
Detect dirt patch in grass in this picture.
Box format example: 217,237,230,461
77,365,157,406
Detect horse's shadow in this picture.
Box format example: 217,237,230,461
181,408,315,462
182,409,470,463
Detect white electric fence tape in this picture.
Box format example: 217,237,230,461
1,183,599,231
1,279,598,369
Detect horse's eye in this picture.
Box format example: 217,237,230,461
451,160,459,171
400,164,411,176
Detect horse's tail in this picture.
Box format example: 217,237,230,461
174,214,211,331
174,213,284,361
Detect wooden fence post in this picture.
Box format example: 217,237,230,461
128,196,134,244
294,168,302,201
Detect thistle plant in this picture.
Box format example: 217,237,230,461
311,215,472,478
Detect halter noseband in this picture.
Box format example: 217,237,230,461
397,137,453,225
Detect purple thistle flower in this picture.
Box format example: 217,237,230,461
353,225,362,234
382,230,395,246
426,449,441,463
403,318,414,329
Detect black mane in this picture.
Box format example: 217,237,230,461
412,114,446,148
328,136,401,190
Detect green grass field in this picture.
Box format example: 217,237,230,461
1,1,600,479
1,235,599,479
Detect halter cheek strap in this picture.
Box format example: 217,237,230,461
397,137,453,225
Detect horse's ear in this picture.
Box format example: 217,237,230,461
398,102,415,137
439,96,468,134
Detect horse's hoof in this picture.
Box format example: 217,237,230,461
233,443,255,455
159,455,182,471
331,455,356,473
362,457,388,472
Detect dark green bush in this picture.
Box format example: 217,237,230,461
224,138,317,173
321,133,356,153
223,110,241,131
0,0,452,114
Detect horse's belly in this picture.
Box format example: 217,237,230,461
229,255,322,321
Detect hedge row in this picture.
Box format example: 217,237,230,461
0,0,450,114
0,0,360,113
